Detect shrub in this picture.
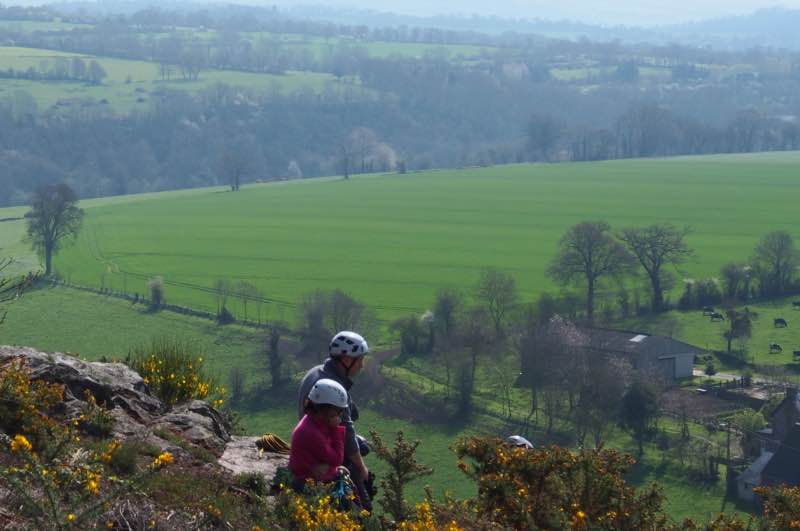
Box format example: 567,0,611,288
236,472,269,497
126,338,224,407
147,276,164,309
108,440,140,475
217,306,235,324
369,429,433,522
229,367,246,404
0,360,175,529
704,362,717,377
77,390,115,438
455,437,670,530
0,359,64,451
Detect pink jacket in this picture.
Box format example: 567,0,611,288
289,414,346,483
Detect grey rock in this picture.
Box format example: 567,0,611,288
155,400,232,454
218,436,288,480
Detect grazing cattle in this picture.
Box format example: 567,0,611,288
774,318,788,328
770,343,783,353
702,306,715,316
709,312,725,322
793,301,800,309
794,350,800,359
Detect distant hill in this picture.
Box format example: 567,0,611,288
281,3,800,49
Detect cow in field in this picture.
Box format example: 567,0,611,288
774,318,788,328
702,306,715,316
793,350,800,360
709,312,725,322
793,301,800,310
770,343,783,353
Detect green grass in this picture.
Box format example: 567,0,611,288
0,283,263,381
0,46,346,111
0,283,752,520
2,152,797,322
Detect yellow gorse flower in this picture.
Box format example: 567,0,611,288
151,452,174,469
10,434,33,453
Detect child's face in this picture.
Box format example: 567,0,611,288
323,406,344,427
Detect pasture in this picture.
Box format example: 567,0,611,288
1,152,797,324
0,46,345,111
623,296,800,370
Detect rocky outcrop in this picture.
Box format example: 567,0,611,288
219,436,289,477
0,346,285,481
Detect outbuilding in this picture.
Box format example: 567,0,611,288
575,328,699,381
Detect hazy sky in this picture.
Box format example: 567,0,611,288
280,1,800,25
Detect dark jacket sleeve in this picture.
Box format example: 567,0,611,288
342,396,359,458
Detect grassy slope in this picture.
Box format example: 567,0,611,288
0,284,477,501
0,46,342,111
0,285,747,521
2,152,795,321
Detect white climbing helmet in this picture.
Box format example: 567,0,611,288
506,435,534,449
329,331,369,358
308,379,349,408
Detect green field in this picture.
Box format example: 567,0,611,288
0,46,346,111
0,19,93,32
2,153,797,323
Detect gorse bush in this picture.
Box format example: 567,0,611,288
0,361,175,529
455,437,670,530
125,338,225,407
0,359,64,452
77,389,115,437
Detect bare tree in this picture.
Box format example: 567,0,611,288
265,321,290,389
432,288,462,347
217,137,260,191
475,267,518,339
751,230,799,296
349,127,379,174
235,281,259,322
619,224,692,312
548,221,634,323
297,290,330,362
720,262,749,301
432,289,463,399
518,315,585,433
213,278,232,318
527,113,561,161
578,357,632,447
723,307,757,356
325,289,364,333
25,183,84,277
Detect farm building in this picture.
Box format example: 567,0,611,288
738,423,800,502
760,424,800,488
575,328,699,381
768,388,800,443
736,390,800,503
516,327,700,385
737,450,774,502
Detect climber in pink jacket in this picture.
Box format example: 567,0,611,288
289,378,348,485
